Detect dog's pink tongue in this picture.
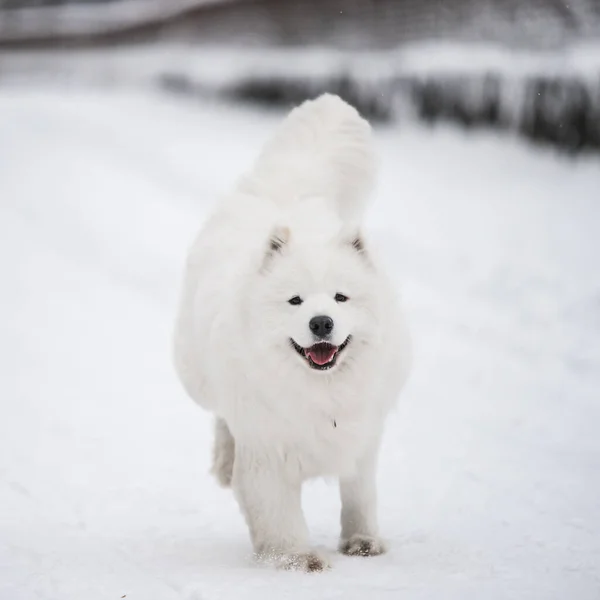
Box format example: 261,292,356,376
307,344,337,365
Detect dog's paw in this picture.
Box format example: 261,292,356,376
277,550,331,573
339,534,387,557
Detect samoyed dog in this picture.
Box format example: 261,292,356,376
173,94,411,572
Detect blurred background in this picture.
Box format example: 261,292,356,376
1,2,599,600
2,0,600,150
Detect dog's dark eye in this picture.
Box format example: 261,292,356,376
335,293,349,303
288,296,303,306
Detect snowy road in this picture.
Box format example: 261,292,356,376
1,88,599,600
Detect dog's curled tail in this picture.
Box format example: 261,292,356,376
242,94,376,225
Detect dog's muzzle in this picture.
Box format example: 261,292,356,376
290,336,351,371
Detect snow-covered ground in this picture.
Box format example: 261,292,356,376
3,42,600,87
0,86,599,600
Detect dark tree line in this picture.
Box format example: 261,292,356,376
159,69,600,154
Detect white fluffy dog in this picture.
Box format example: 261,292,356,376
173,94,411,572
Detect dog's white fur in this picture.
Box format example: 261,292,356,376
173,94,411,572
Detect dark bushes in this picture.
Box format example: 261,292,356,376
214,71,600,154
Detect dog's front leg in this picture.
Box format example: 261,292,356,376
232,444,330,572
339,442,388,557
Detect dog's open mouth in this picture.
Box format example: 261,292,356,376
290,337,351,371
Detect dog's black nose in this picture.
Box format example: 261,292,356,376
309,315,334,338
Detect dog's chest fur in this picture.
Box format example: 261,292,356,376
228,375,381,480
292,407,375,479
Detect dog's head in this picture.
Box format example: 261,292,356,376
241,225,384,374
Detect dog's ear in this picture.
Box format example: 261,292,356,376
261,225,290,271
268,226,290,253
350,234,366,254
343,230,366,255
343,230,372,266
